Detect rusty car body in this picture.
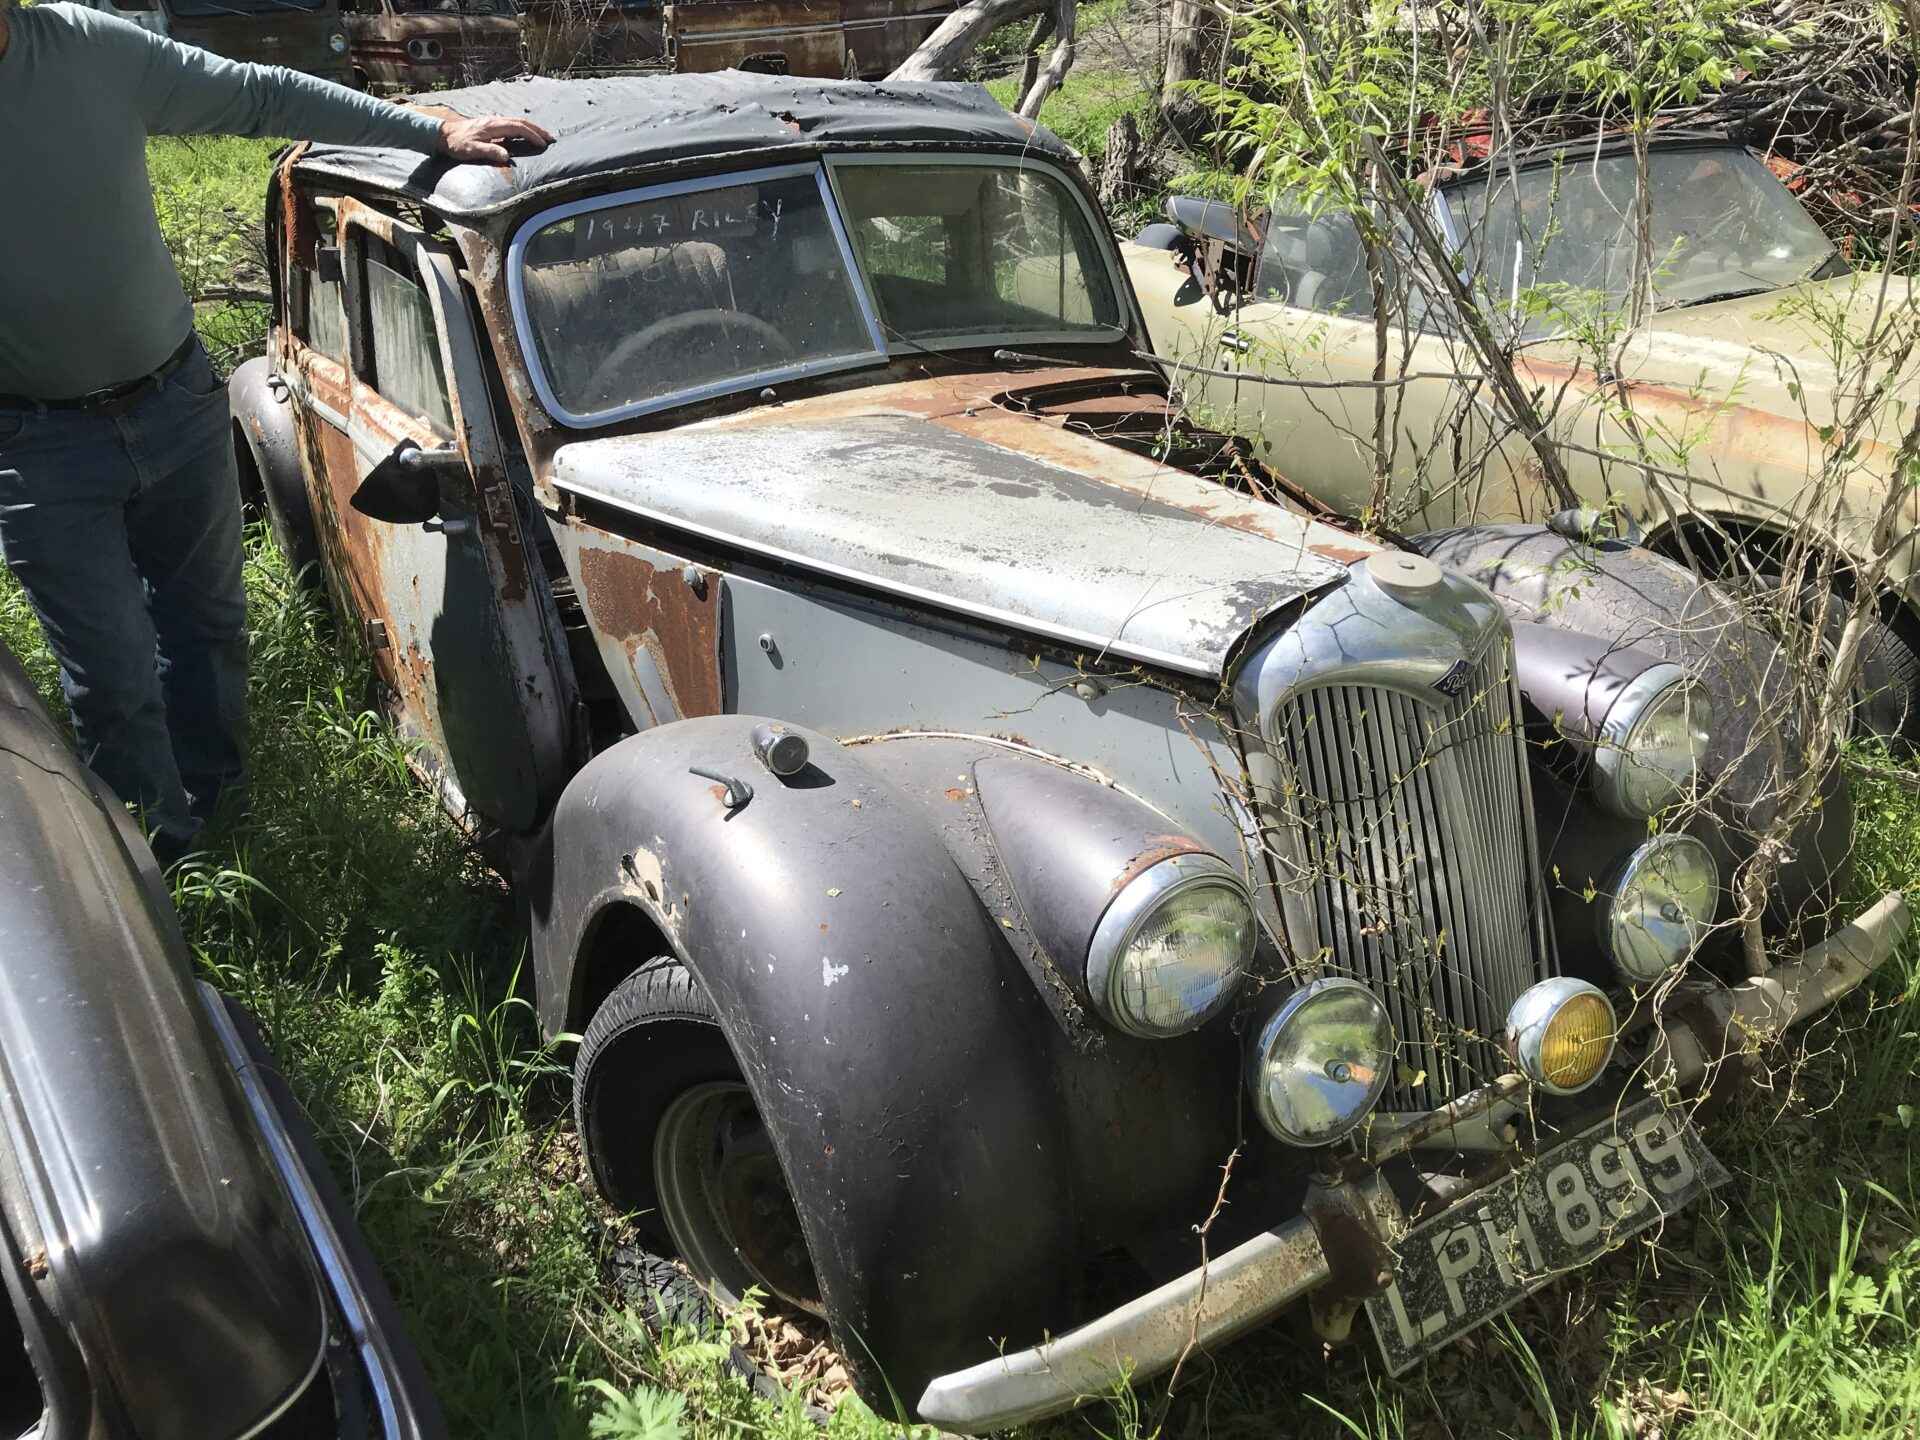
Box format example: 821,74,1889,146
343,0,523,94
69,0,358,83
0,639,445,1440
516,0,950,80
1123,134,1920,740
230,76,1911,1428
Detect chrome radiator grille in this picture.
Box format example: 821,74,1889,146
1269,640,1551,1113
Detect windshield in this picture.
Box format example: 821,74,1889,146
834,163,1123,344
512,159,1122,426
1443,148,1835,336
515,168,881,423
392,0,514,13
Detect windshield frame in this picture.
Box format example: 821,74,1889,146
506,162,890,430
822,152,1134,358
507,154,1135,431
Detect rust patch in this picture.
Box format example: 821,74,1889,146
944,787,969,801
1110,835,1210,894
576,540,724,719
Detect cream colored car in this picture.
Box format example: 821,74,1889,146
1122,137,1920,738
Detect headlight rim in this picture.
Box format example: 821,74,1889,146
1246,975,1394,1147
1504,976,1618,1097
1592,664,1711,818
1085,851,1253,1039
1596,830,1720,984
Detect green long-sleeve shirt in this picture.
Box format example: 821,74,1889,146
0,3,445,400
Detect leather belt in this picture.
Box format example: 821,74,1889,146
0,333,200,415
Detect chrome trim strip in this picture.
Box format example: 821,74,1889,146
199,986,407,1438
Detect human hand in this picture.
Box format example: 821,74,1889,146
438,116,557,165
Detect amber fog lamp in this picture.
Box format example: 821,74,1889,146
1505,978,1616,1095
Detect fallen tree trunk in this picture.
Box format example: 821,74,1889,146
888,0,1078,120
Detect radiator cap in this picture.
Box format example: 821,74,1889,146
1366,550,1443,596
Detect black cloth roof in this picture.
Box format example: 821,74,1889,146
294,73,1072,218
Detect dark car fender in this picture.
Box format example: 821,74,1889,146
0,644,326,1439
1415,524,1854,952
230,356,322,578
527,716,1088,1404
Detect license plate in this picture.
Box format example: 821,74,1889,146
1365,1095,1728,1376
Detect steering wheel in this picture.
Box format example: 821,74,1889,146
583,309,795,402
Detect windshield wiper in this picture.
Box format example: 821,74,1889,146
1656,285,1776,311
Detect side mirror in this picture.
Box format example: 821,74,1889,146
316,244,344,286
351,441,465,525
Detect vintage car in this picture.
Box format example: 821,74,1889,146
343,0,523,95
515,0,952,80
1122,134,1920,742
0,640,446,1439
229,77,1911,1428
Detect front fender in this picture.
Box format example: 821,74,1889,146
528,716,1080,1404
1420,524,1855,949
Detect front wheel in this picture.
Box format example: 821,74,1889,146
574,960,822,1316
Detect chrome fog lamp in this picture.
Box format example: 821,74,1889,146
1086,854,1254,1038
1247,978,1393,1146
1594,667,1711,817
328,30,350,54
1504,978,1616,1096
1597,833,1718,984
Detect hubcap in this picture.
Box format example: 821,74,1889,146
653,1082,823,1316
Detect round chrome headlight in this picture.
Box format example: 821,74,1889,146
1086,853,1254,1038
1597,833,1718,984
1594,667,1711,817
1247,978,1393,1146
328,30,350,54
1504,978,1616,1095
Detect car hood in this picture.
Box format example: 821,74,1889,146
548,371,1376,679
1538,272,1917,448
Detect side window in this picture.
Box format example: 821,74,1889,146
360,233,454,436
293,201,348,362
1257,200,1376,319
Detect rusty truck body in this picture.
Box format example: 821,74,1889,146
229,74,1910,1429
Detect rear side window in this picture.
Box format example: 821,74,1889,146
361,234,453,436
306,205,348,361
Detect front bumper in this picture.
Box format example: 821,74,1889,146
916,890,1912,1432
200,985,448,1440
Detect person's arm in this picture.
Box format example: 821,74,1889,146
89,9,550,159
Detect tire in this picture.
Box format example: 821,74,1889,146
1753,572,1919,746
575,959,823,1317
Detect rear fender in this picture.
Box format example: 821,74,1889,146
230,356,321,576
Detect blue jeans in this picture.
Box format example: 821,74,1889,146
0,338,247,849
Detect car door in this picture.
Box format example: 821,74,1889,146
283,198,571,833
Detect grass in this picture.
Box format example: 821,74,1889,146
5,133,1903,1440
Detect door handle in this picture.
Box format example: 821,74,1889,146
1219,330,1252,354
422,516,473,536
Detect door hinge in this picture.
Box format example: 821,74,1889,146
482,482,517,535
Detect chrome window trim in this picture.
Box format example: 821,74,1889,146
823,152,1139,355
506,162,888,430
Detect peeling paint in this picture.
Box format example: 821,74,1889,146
821,956,849,986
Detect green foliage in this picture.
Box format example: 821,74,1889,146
146,135,280,369
1492,0,1798,123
